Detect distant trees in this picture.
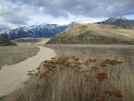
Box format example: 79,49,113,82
0,33,16,46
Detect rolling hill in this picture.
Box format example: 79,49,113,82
48,19,134,44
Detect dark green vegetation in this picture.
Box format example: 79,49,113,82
48,24,134,44
0,45,39,67
3,45,134,101
0,96,5,101
0,34,16,46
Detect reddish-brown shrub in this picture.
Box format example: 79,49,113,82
96,72,108,82
95,96,104,101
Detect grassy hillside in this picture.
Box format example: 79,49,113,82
0,45,39,68
3,45,134,101
48,24,134,44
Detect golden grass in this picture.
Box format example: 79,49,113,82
48,23,134,44
0,45,39,67
5,56,133,101
37,56,126,101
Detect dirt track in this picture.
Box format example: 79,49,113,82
0,46,56,97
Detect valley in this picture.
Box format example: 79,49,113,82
1,0,134,100
1,17,134,101
2,44,134,101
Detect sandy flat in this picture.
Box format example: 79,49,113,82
0,46,56,97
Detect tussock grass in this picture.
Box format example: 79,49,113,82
3,56,134,101
0,45,39,68
3,45,134,101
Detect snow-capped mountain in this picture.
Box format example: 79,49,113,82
4,24,68,40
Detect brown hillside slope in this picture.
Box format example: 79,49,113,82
48,24,134,44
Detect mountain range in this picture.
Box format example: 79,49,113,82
2,24,67,40
1,17,134,45
98,17,134,28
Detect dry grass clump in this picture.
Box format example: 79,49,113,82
36,56,125,101
4,56,127,101
100,59,123,67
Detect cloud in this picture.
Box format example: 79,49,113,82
8,0,134,17
0,0,134,28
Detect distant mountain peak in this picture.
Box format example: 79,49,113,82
2,24,68,40
98,17,134,28
106,16,128,22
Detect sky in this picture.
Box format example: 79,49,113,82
0,0,134,29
